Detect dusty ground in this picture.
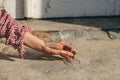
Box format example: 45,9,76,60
0,40,120,80
0,17,120,80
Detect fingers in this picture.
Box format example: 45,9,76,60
59,41,76,53
71,48,78,55
63,44,78,56
63,42,72,50
46,41,77,61
59,51,75,61
59,41,77,60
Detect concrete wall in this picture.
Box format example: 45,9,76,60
24,0,43,18
0,0,24,18
29,0,120,18
0,0,120,18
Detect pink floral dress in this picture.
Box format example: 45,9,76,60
0,9,31,58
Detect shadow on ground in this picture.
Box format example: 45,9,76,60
42,16,120,29
41,16,120,33
0,47,63,61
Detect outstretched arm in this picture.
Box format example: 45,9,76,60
0,9,77,60
23,32,76,60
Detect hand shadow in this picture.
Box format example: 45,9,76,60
0,48,63,61
24,51,63,61
0,52,15,61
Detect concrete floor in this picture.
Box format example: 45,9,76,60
0,17,120,80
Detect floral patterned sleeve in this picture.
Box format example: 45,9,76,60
0,9,31,58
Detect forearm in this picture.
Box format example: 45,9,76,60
23,32,62,55
0,9,76,60
45,43,63,50
24,32,45,51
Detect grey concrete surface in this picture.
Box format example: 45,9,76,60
0,40,120,80
19,17,120,40
0,17,120,80
19,17,120,30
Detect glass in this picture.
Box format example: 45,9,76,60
59,29,88,65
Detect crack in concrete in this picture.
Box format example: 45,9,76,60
102,29,120,40
106,31,116,39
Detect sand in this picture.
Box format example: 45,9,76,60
0,39,120,80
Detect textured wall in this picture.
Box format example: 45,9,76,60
0,0,120,18
0,0,24,18
24,0,120,18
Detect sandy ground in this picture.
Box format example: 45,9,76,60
0,39,120,80
0,17,120,80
